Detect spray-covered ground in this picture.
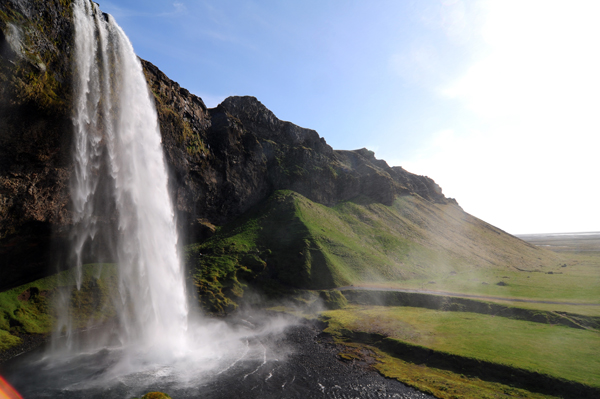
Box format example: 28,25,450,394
0,312,433,399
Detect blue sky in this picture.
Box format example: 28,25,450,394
101,0,600,235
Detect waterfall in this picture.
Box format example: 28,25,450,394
56,0,188,351
1,5,298,394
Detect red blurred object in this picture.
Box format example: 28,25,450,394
0,376,23,399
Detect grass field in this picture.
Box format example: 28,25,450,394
316,235,600,398
352,251,600,314
323,305,600,387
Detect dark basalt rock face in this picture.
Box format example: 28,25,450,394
0,0,454,291
0,0,75,290
212,95,452,209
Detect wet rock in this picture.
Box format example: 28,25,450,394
0,0,75,291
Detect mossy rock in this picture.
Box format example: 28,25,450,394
319,290,348,310
0,264,118,353
141,393,172,399
0,329,22,351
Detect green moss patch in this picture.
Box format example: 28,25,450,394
0,329,22,351
0,0,74,113
0,263,118,353
319,290,348,310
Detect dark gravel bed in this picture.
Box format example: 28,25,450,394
0,316,433,399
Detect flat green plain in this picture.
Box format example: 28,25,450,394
323,305,600,387
352,251,600,316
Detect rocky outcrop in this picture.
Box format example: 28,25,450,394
213,96,452,208
0,0,454,291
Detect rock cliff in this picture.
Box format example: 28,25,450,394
0,0,74,290
0,0,454,291
143,58,454,243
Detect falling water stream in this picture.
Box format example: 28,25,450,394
0,1,433,397
61,0,188,353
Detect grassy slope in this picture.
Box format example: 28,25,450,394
190,189,595,396
187,190,563,311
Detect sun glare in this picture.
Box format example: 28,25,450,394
406,0,600,234
447,0,600,121
0,376,23,399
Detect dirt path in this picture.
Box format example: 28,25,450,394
337,285,600,306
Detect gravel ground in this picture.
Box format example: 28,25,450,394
0,315,433,399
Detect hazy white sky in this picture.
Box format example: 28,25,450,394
101,0,600,235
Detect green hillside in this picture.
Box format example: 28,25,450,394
186,190,561,312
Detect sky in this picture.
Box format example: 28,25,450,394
100,0,600,235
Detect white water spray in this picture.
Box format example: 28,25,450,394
59,0,188,351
